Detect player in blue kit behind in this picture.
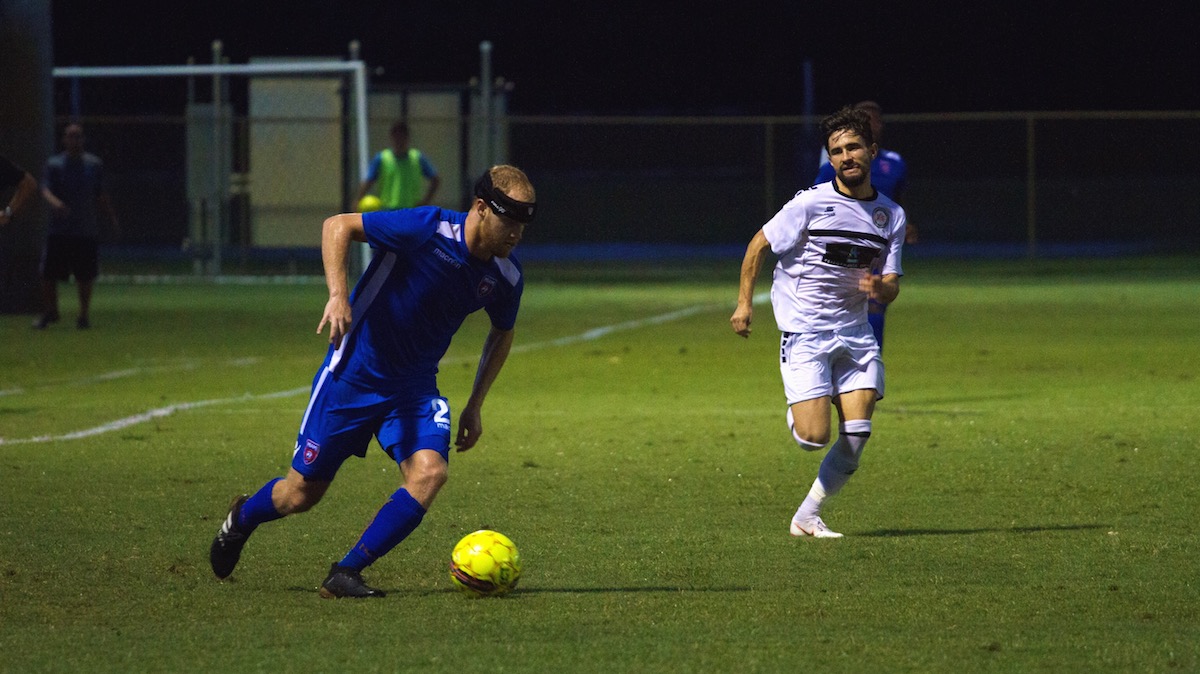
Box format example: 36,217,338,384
210,165,537,598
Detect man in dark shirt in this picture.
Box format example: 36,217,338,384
36,124,117,330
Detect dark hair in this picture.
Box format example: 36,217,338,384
854,100,882,115
389,121,409,137
820,106,874,151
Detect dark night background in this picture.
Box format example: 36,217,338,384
50,1,1200,115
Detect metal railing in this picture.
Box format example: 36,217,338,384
53,110,1200,274
505,110,1200,257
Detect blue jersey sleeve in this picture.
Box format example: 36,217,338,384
890,155,908,199
418,153,438,179
484,263,523,331
364,152,383,181
362,207,442,252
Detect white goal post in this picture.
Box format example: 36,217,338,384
52,59,372,275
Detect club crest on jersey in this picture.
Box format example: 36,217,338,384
477,275,497,298
872,207,890,229
303,439,320,465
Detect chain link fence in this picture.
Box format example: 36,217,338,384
57,111,1200,275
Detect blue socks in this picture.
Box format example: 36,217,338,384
233,480,427,571
339,488,427,571
237,477,285,533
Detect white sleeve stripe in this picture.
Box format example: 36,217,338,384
436,219,461,240
494,257,521,286
297,366,331,437
326,251,396,375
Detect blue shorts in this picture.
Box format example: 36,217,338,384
292,369,451,481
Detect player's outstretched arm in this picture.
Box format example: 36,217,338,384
317,213,366,347
354,178,374,203
1,171,37,227
731,229,771,338
456,326,515,452
420,175,441,207
41,184,68,216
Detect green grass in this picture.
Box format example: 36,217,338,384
1,256,1197,672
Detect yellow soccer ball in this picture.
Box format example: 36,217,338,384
357,194,383,212
449,529,522,597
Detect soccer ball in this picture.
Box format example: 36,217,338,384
449,529,522,597
357,194,383,212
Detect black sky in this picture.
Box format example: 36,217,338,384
51,1,1200,115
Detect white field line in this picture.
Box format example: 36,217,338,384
0,297,760,446
0,388,312,445
0,358,262,398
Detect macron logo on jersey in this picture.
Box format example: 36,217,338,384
433,247,462,269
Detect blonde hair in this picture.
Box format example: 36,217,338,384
489,165,535,203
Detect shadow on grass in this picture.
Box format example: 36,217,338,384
893,394,1024,407
512,586,752,595
286,585,752,596
857,523,1111,538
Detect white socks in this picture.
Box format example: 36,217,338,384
794,419,871,523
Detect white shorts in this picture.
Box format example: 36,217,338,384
779,323,884,404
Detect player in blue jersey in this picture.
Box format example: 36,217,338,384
814,101,914,351
210,165,537,598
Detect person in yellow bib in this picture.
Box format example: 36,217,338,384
356,121,441,210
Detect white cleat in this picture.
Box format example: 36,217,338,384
790,517,844,539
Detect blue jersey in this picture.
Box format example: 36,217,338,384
815,148,907,201
325,206,523,392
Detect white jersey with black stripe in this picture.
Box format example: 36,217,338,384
762,181,906,333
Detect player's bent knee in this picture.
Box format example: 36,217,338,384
279,489,322,514
275,476,328,514
415,464,448,492
792,431,827,452
786,407,828,451
403,453,449,500
404,466,448,510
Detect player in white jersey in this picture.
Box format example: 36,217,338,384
731,106,906,538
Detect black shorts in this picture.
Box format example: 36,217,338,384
41,234,99,282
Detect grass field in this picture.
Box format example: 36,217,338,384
1,256,1197,672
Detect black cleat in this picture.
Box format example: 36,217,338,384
210,495,250,579
319,564,386,599
32,312,60,330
